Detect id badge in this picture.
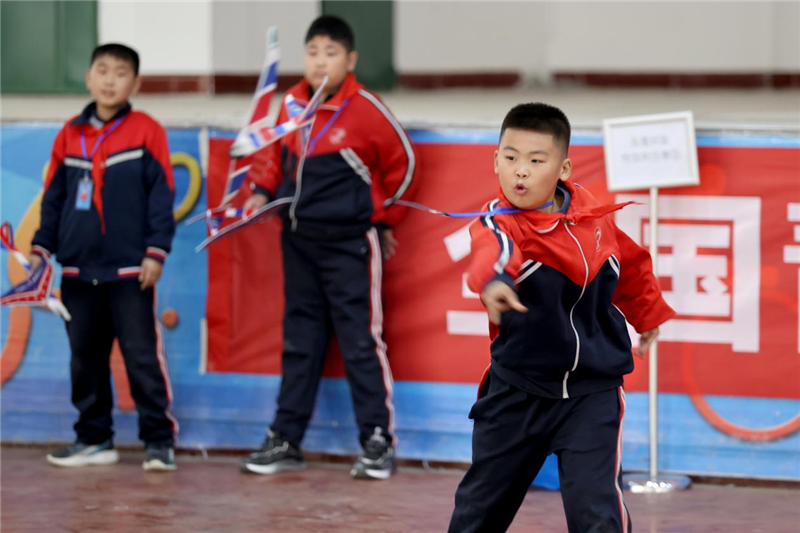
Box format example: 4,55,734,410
76,176,93,211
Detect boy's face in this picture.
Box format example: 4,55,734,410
85,54,140,112
494,128,572,210
304,35,357,94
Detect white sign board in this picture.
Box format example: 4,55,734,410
603,111,700,192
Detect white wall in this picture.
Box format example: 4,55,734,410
211,1,319,74
773,2,800,72
395,2,547,76
98,1,799,78
545,2,774,72
98,0,213,75
396,1,800,77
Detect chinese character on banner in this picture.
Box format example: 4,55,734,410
443,223,486,336
616,195,761,353
784,203,800,353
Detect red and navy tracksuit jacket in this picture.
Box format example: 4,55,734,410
468,181,675,399
31,102,177,446
243,73,417,447
448,183,675,533
32,102,175,283
247,72,417,239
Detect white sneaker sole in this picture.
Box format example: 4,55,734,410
241,461,307,475
143,459,177,472
351,464,395,480
47,449,120,468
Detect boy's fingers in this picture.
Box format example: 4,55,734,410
637,329,658,356
140,266,154,290
640,336,654,353
508,298,528,313
498,291,527,314
28,255,43,276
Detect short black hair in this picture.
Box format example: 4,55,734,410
500,103,571,155
305,15,355,52
91,43,140,76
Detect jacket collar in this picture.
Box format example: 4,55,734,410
71,101,132,127
290,73,363,111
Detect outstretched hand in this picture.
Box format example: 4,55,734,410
481,280,528,325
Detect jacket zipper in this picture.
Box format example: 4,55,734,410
562,221,589,399
288,116,316,231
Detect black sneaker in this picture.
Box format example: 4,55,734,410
351,428,396,480
46,440,119,468
143,445,177,471
240,430,306,475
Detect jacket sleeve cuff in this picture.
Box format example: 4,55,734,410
633,304,676,333
486,272,516,291
250,183,272,201
31,245,51,259
145,246,168,264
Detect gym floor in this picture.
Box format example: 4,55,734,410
2,447,798,532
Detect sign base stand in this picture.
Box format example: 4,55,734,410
623,473,692,494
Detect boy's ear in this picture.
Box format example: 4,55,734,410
494,149,500,174
85,69,92,91
347,51,358,72
559,158,573,182
131,76,142,97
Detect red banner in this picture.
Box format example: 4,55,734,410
206,137,800,400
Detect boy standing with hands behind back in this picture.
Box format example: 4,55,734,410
449,103,674,532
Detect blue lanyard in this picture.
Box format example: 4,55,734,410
306,99,349,154
395,199,555,218
79,116,124,170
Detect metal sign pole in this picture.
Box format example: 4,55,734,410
625,187,691,494
648,186,660,482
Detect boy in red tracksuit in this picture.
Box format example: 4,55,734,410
448,103,675,532
240,15,417,480
32,44,178,471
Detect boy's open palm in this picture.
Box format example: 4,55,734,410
481,280,528,325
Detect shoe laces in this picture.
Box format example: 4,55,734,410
258,431,289,455
66,442,88,454
364,428,389,454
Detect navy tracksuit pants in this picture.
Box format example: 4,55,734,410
271,227,395,448
61,278,177,447
449,369,631,533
